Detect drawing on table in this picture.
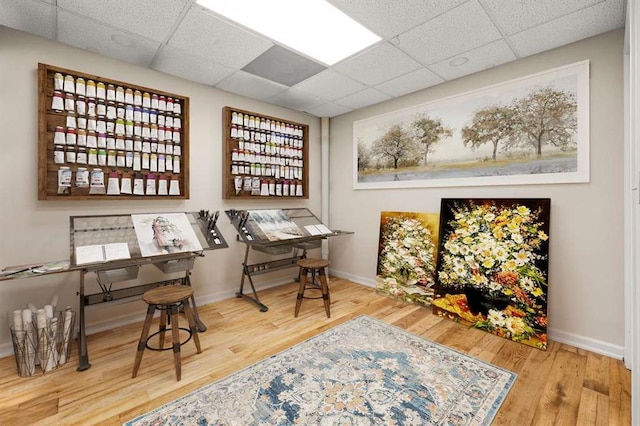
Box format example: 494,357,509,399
132,213,203,257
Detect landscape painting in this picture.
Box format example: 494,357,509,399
432,198,550,350
354,61,589,189
376,211,439,307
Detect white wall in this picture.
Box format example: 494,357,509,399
328,29,625,358
0,27,321,353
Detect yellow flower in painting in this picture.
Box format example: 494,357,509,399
502,288,514,296
493,247,509,262
538,230,548,241
507,222,520,233
482,258,495,269
514,250,529,265
532,287,544,297
471,274,487,285
505,316,527,335
517,205,531,216
453,264,468,277
462,236,474,245
503,260,517,271
492,227,505,240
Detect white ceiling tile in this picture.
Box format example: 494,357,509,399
305,102,353,118
57,0,187,43
152,45,235,86
57,10,161,67
333,42,422,86
335,88,391,110
392,0,502,66
375,68,444,97
168,7,272,69
508,0,624,58
479,0,605,35
0,0,54,39
216,71,287,101
292,69,366,101
428,40,517,81
267,89,325,111
327,0,467,39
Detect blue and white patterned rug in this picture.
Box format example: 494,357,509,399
124,315,516,425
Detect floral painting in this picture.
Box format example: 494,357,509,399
432,199,550,350
376,211,440,307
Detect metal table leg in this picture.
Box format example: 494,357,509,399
77,270,91,371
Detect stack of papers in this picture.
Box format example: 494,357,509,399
304,224,333,236
75,243,131,265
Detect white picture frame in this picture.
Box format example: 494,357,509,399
353,61,590,189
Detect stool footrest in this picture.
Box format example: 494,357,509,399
145,327,192,351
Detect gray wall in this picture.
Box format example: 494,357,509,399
0,26,321,353
328,29,625,356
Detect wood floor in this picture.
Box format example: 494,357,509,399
0,278,631,425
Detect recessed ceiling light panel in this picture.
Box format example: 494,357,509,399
197,0,380,65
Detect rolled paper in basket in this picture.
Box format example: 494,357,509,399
13,310,24,376
22,309,35,376
45,318,58,372
37,309,47,369
50,295,58,312
13,310,23,332
60,309,73,365
44,305,54,319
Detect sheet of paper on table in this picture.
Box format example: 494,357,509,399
75,242,131,265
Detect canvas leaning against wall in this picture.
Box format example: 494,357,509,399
376,211,439,307
432,199,550,350
354,61,589,189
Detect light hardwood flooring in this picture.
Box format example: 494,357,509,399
0,278,631,425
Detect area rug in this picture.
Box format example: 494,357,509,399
124,315,516,425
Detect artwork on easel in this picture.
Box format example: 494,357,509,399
248,210,304,241
432,198,550,350
376,211,440,307
131,213,203,257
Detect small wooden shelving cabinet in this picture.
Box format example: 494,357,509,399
38,63,190,200
222,106,308,199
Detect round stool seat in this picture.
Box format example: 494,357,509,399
297,258,330,269
143,285,193,306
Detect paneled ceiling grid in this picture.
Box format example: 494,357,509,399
0,0,625,117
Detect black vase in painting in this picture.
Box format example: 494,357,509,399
464,286,510,316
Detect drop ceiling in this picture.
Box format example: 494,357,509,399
0,0,626,118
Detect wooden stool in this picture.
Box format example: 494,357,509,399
132,285,201,381
295,258,331,318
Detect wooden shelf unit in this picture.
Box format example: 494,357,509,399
222,106,308,199
38,63,190,200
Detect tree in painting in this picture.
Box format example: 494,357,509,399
357,138,373,171
370,124,420,169
412,114,453,166
507,86,577,157
461,105,517,161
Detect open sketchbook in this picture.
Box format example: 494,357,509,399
75,242,131,265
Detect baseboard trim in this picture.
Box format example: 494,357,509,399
547,328,624,360
1,273,625,362
330,269,625,360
